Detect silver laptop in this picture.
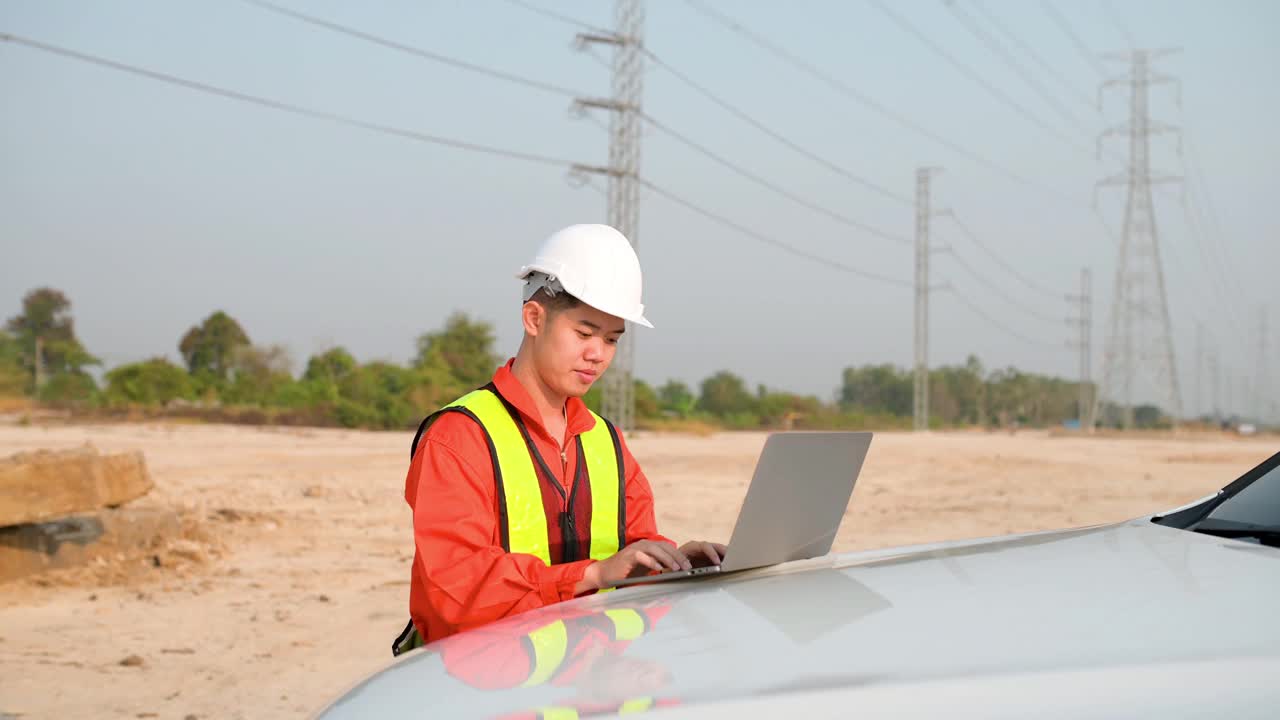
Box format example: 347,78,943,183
607,431,873,589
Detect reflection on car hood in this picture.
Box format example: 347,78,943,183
316,521,1280,719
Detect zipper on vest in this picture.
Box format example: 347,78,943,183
497,397,587,562
559,511,577,563
562,442,586,561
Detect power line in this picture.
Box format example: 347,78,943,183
641,112,911,245
945,214,1064,300
640,178,912,289
497,0,608,34
642,48,912,206
944,252,1062,325
969,0,1095,110
241,0,584,98
1184,135,1250,314
945,287,1058,348
1041,1,1108,79
873,0,1091,156
648,172,1056,348
945,0,1091,136
1100,0,1137,49
0,32,577,169
1179,148,1250,348
1160,132,1247,339
683,0,1078,204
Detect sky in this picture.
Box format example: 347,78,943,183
2,0,1277,420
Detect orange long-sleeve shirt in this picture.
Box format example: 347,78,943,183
406,359,673,642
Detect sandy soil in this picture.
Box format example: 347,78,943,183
0,422,1274,719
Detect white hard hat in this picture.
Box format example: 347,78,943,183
516,224,653,328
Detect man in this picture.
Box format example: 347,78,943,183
395,224,724,655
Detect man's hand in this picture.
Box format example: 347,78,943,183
576,540,690,594
679,541,727,568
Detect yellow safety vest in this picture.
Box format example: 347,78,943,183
394,386,626,656
430,386,626,563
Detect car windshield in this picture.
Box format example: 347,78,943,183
1199,461,1280,528
1184,453,1280,544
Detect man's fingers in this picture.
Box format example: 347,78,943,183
668,544,693,571
632,551,664,573
701,542,722,566
644,542,689,571
644,544,680,571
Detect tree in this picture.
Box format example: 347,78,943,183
104,358,195,406
930,355,986,426
5,287,100,386
413,312,499,390
699,371,755,417
303,346,357,384
840,364,912,416
755,386,821,429
223,344,293,405
337,361,418,429
0,330,25,396
37,372,98,404
633,379,659,420
657,380,696,418
179,311,250,379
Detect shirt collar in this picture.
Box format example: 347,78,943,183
492,358,598,439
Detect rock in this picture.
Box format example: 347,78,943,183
301,485,328,499
119,654,145,667
317,594,331,603
0,508,181,585
0,447,152,526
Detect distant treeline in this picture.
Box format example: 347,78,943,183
2,287,1168,431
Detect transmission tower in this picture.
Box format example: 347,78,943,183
1224,365,1234,421
913,167,942,432
1067,267,1094,431
571,0,645,431
1095,48,1184,428
1195,321,1204,421
1208,350,1220,424
1256,306,1269,423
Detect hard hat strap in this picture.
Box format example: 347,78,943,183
522,272,565,303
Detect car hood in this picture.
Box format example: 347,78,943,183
317,520,1280,718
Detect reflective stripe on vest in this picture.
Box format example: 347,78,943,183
521,620,569,688
604,608,647,641
439,387,625,564
618,697,656,714
536,697,655,720
521,609,648,687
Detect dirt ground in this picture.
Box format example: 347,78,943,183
0,422,1274,719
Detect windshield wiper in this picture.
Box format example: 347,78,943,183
1193,520,1280,545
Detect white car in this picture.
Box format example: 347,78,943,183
314,450,1280,719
